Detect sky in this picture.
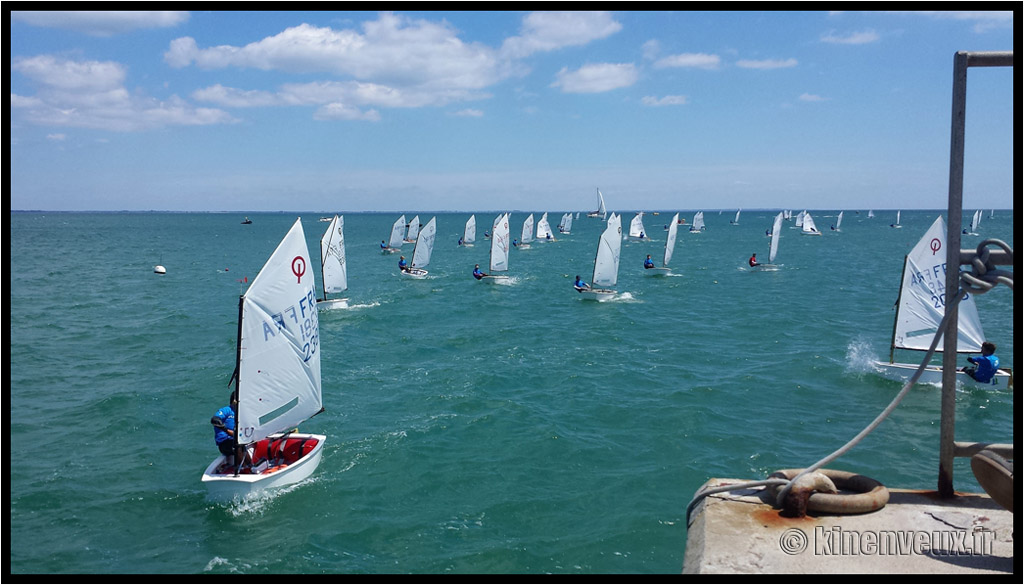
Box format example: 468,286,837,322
8,9,1017,212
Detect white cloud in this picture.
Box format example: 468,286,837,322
799,93,827,102
313,103,381,121
551,63,638,94
820,30,880,44
501,11,622,58
12,11,188,37
46,133,67,141
653,53,721,70
11,55,235,131
642,95,688,107
736,58,798,70
452,109,484,117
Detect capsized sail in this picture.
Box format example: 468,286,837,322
238,218,322,445
892,216,985,353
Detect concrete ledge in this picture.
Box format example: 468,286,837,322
683,478,1014,574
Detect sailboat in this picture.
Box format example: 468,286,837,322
558,212,573,235
831,211,844,232
751,212,784,271
646,213,678,276
628,212,648,240
578,213,622,301
730,209,741,225
382,214,406,254
518,214,534,249
867,209,875,218
462,215,476,247
587,188,608,218
801,212,822,235
689,211,705,233
890,210,902,228
873,216,1010,388
402,216,436,279
536,212,556,242
201,218,326,500
318,215,348,310
404,215,421,243
479,212,511,284
964,210,981,236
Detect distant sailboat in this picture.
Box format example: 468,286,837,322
479,213,511,284
801,212,822,236
890,210,902,228
201,218,326,500
382,215,406,254
578,213,621,301
519,214,534,249
751,212,784,271
405,215,421,243
318,214,349,310
730,209,741,225
587,188,608,218
831,211,844,232
536,212,556,242
402,217,436,279
462,215,476,247
645,213,678,276
558,212,573,235
964,210,981,236
689,211,705,233
628,212,648,240
873,216,1010,387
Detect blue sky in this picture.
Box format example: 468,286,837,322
9,10,1016,212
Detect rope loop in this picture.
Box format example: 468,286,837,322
961,238,1013,294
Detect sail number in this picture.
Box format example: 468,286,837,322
263,289,320,362
910,261,968,309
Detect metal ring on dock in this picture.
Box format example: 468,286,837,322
768,468,890,515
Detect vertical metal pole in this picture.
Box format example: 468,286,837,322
939,52,968,498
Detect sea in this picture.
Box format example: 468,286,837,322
9,209,1015,575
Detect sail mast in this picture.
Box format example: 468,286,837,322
888,255,909,364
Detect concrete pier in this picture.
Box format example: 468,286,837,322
683,478,1014,574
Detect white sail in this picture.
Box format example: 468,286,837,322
521,214,534,244
490,213,510,273
388,215,407,248
801,212,821,235
629,213,646,238
593,214,622,287
969,209,981,234
406,215,420,242
795,210,806,228
560,213,573,234
690,211,705,232
411,217,436,270
588,188,607,217
319,215,347,296
464,215,476,245
238,218,322,445
834,211,844,231
769,212,783,262
868,210,875,218
732,209,741,224
664,213,679,267
892,216,985,353
536,212,554,240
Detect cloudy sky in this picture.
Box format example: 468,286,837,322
9,10,1015,212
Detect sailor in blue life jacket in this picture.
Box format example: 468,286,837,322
573,275,590,292
381,240,388,250
962,341,999,383
458,237,464,246
473,264,487,280
512,239,519,247
644,254,655,269
211,391,238,466
398,256,409,272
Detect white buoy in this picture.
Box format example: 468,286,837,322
154,265,166,274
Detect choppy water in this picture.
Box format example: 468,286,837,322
10,209,1014,574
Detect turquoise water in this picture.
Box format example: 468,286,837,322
10,209,1015,574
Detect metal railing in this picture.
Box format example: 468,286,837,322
939,51,1015,498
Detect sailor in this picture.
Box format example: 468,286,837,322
573,275,590,292
211,391,238,467
398,256,410,272
644,255,655,269
749,253,760,267
963,342,999,383
473,264,487,280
